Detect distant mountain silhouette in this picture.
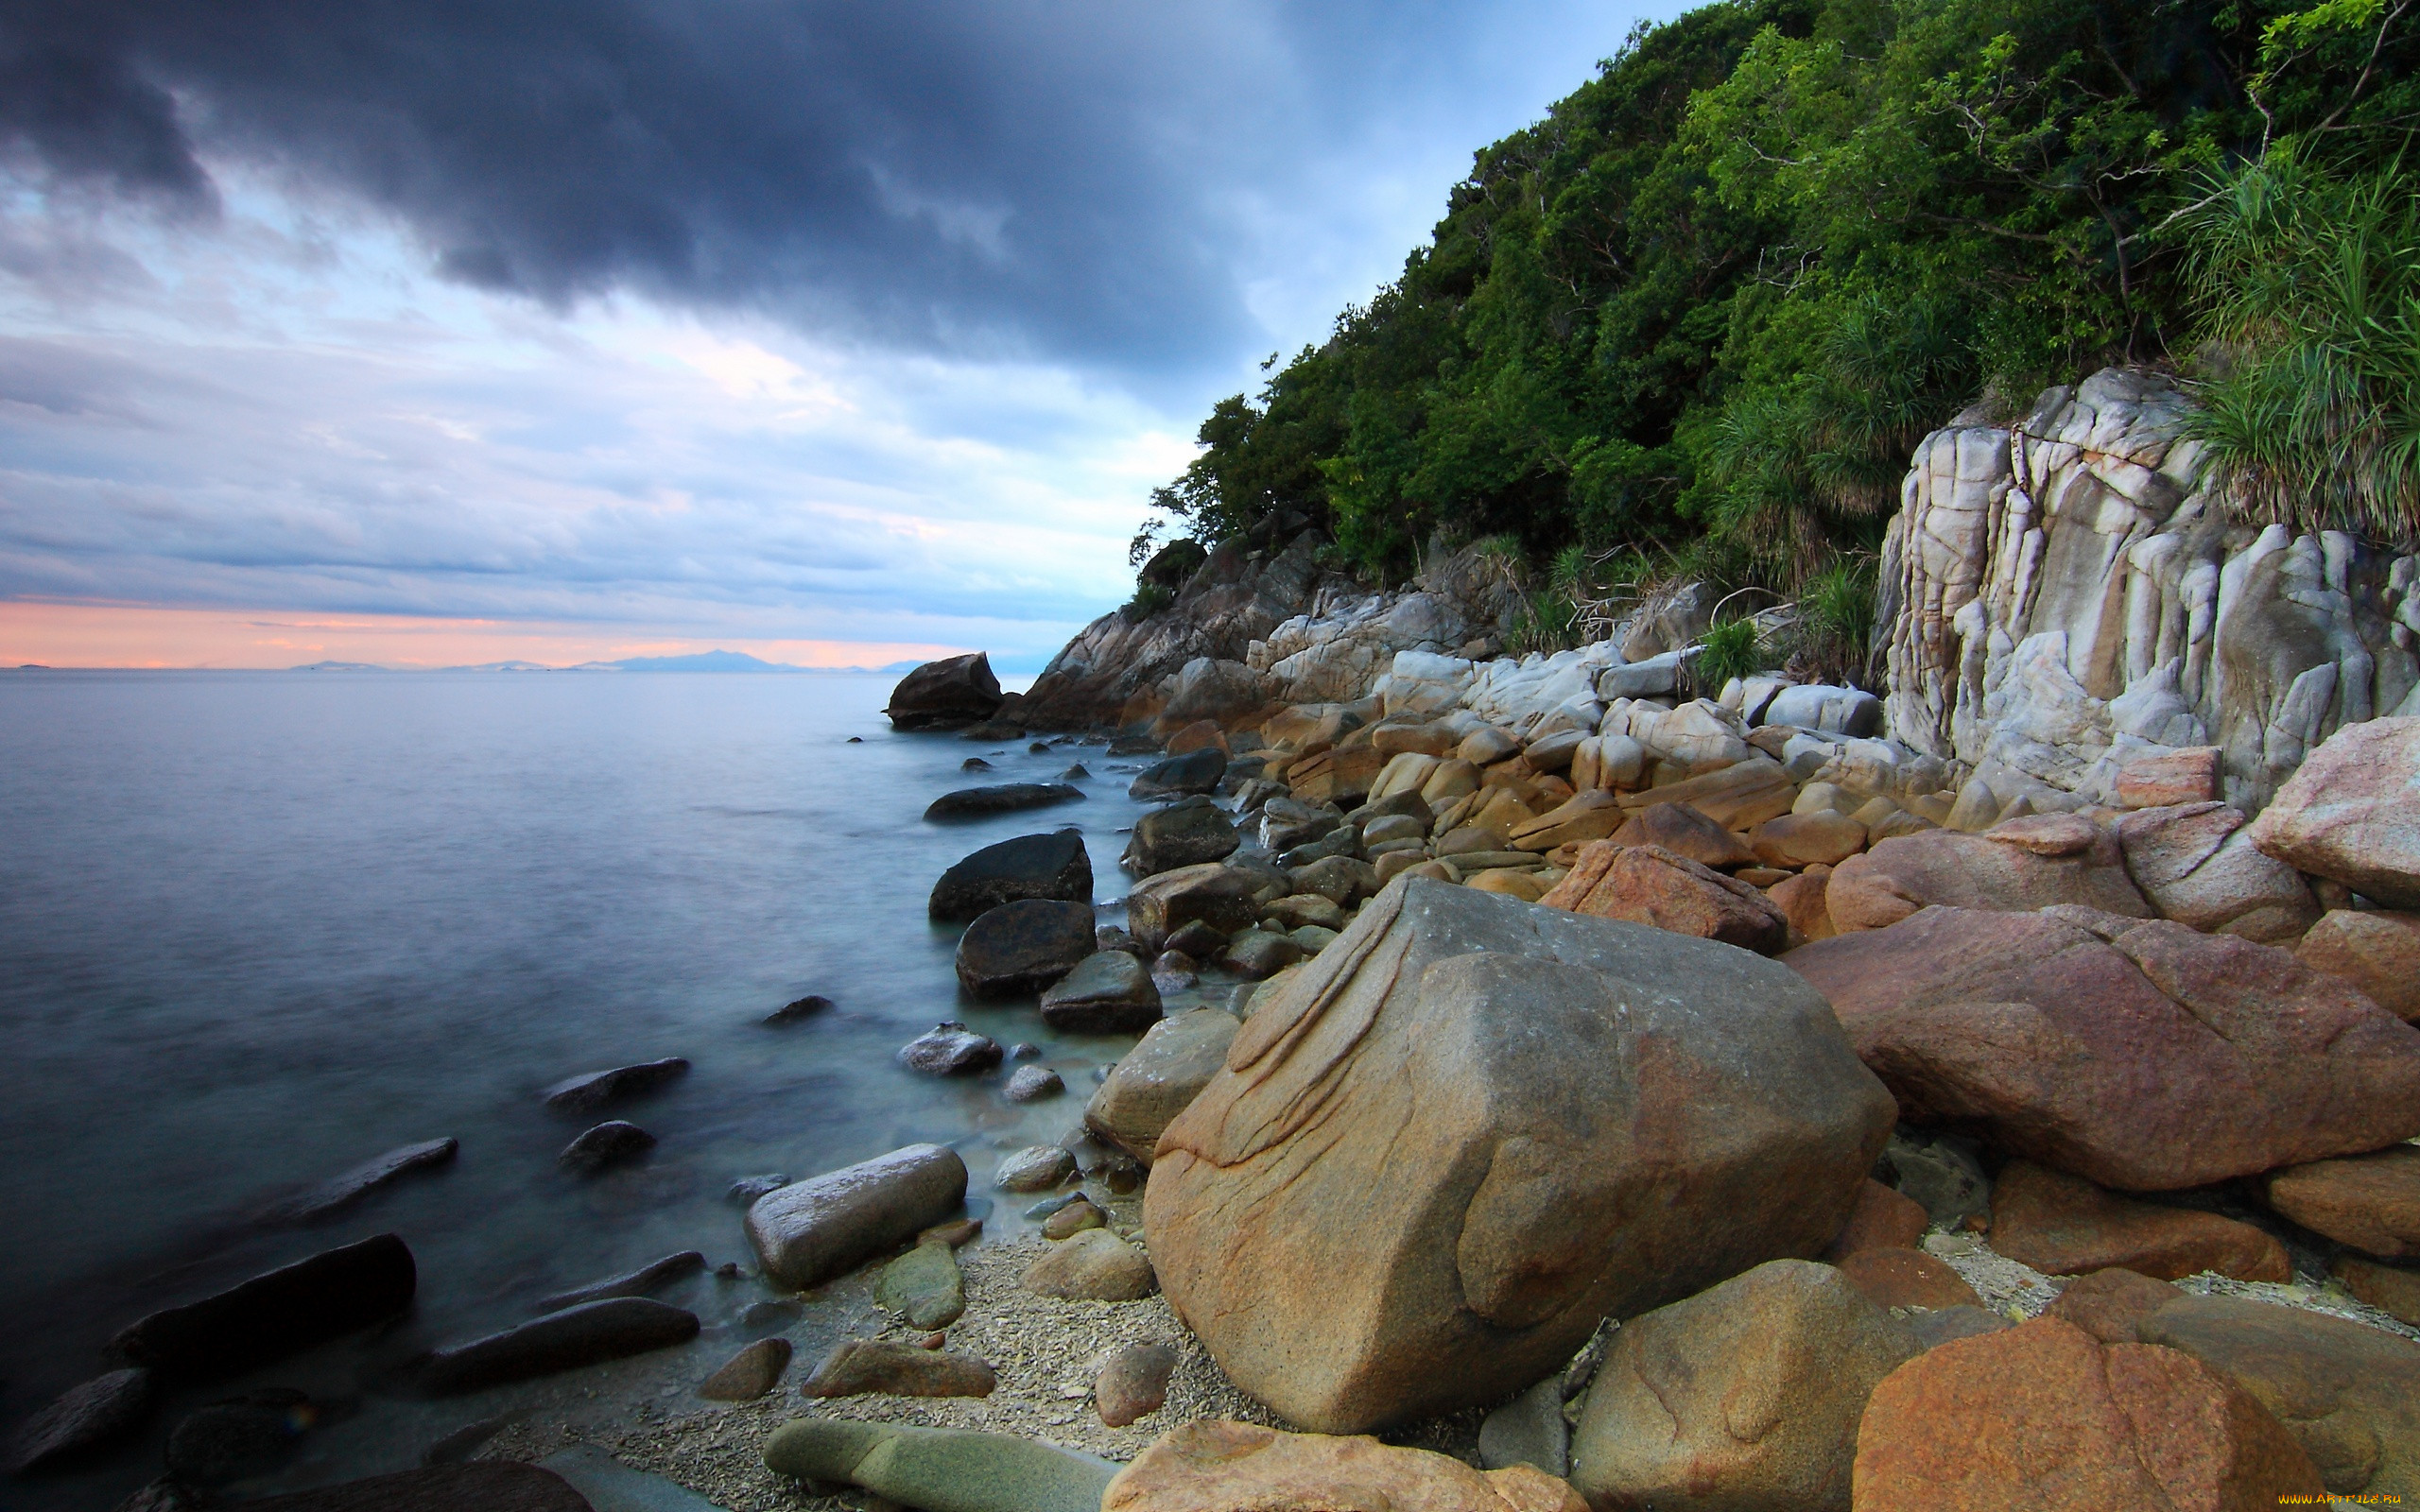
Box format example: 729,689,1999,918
290,660,391,671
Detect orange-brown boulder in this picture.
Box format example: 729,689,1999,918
1785,906,2420,1190
1824,814,2152,934
1146,877,1893,1433
1102,1419,1587,1512
1851,1314,2325,1509
1164,718,1228,756
1749,810,1868,868
1824,1178,1929,1260
1770,864,1835,941
2042,1266,2181,1342
1988,1161,2291,1281
2260,1144,2420,1260
1537,843,1789,954
1606,801,1754,868
2296,908,2420,1022
2333,1254,2420,1327
2243,715,2420,908
1837,1247,1981,1311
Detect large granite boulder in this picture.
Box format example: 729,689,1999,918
744,1143,968,1289
1786,906,2420,1190
1851,1314,2325,1509
954,899,1095,997
929,832,1092,922
1145,877,1895,1433
886,653,1004,730
1102,1419,1588,1512
2246,716,2420,907
2138,1295,2420,1501
1568,1259,1918,1512
1824,814,2152,933
2116,801,2317,944
1537,842,1789,954
1157,658,1272,730
1085,1006,1241,1163
1123,799,1240,876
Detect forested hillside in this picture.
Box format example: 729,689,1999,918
1134,0,2417,655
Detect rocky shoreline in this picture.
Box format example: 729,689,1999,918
13,369,2420,1510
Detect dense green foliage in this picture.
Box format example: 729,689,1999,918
1145,0,2419,625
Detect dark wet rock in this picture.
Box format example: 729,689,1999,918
1097,1343,1180,1427
1039,951,1163,1034
1004,1065,1064,1102
112,1233,417,1383
955,899,1096,997
1096,924,1144,954
1150,950,1200,992
1130,747,1226,801
241,1462,593,1511
898,1022,1004,1075
542,1058,690,1112
1163,919,1226,958
419,1298,700,1394
557,1121,656,1171
421,1417,510,1466
1109,734,1163,755
109,1478,205,1512
745,1143,970,1290
536,1250,705,1312
1061,764,1091,780
164,1389,317,1486
1218,927,1304,979
8,1366,153,1473
876,1240,967,1329
846,735,863,743
924,783,1084,821
803,1339,997,1399
961,756,993,771
728,1173,788,1204
1123,799,1240,876
1029,742,1053,754
995,1145,1078,1193
763,995,831,1024
960,720,1026,740
1026,1191,1085,1220
698,1338,792,1401
259,1139,458,1226
1010,1040,1043,1058
929,831,1094,922
886,652,1004,731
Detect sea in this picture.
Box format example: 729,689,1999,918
0,668,1197,1507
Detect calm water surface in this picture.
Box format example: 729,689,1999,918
0,669,1187,1506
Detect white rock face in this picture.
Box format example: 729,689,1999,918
1878,368,2418,811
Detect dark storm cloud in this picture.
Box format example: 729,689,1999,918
0,0,1414,367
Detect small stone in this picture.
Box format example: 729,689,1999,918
728,1173,789,1204
924,782,1085,821
802,1339,996,1399
921,1332,947,1349
2043,1267,2181,1343
995,1145,1078,1193
1043,1196,1106,1240
739,1299,802,1329
1030,742,1053,754
536,1250,704,1311
1836,1246,1982,1311
1477,1375,1567,1477
875,1240,966,1329
1163,919,1228,958
164,1390,316,1486
1022,1228,1156,1301
1004,1065,1065,1103
1062,764,1092,780
698,1337,792,1400
920,1217,983,1248
1026,1192,1083,1220
764,994,832,1023
8,1367,153,1473
962,756,994,770
557,1120,655,1170
1096,1342,1180,1427
1011,1040,1044,1059
1219,928,1304,979
897,1022,1004,1075
542,1057,690,1111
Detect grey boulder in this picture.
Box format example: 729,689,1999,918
1122,799,1240,876
898,1022,1004,1075
558,1121,655,1170
924,783,1084,821
1085,1007,1241,1164
1038,951,1163,1034
257,1139,458,1225
744,1143,969,1289
1130,747,1227,800
420,1298,699,1394
543,1058,689,1112
535,1250,703,1312
111,1232,417,1383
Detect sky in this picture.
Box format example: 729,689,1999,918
0,1,1674,670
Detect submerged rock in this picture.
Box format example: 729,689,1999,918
257,1139,458,1225
1129,747,1227,800
164,1390,318,1486
542,1057,690,1112
924,783,1085,821
762,994,832,1024
898,1022,1005,1075
557,1120,655,1171
7,1367,153,1473
535,1249,704,1312
111,1232,417,1383
1003,1064,1065,1102
419,1297,699,1394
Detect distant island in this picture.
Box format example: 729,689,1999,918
289,650,925,674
